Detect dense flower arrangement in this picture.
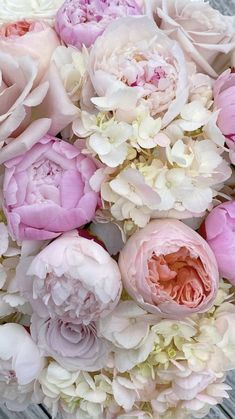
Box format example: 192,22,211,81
0,0,235,418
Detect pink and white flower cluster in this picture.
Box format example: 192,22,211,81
0,0,235,418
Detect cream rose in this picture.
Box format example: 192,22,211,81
154,0,235,78
0,0,64,24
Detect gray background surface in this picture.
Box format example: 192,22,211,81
1,0,235,418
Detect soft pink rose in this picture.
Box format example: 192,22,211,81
3,137,99,240
31,314,108,371
154,0,235,78
0,20,60,84
119,219,219,318
17,230,122,323
203,201,235,285
213,69,235,163
55,0,143,50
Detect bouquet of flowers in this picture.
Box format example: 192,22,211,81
0,0,235,418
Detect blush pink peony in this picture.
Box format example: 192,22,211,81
55,0,143,50
18,230,122,323
119,219,219,318
203,201,235,285
3,137,99,240
0,20,60,84
89,16,189,127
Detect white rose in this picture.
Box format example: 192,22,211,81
154,0,235,77
0,0,64,24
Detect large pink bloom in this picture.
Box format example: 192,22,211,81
55,0,143,49
214,69,235,163
119,220,219,318
3,136,99,241
203,201,235,285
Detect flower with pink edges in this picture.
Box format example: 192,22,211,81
55,0,143,49
3,136,99,241
203,201,235,285
0,20,60,84
214,69,235,164
119,219,219,318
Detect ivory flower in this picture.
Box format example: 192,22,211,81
0,0,65,24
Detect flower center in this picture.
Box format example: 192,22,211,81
147,247,211,308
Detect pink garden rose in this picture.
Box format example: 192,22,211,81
119,219,219,318
214,69,235,164
203,201,235,285
0,20,60,84
18,230,122,323
3,137,99,240
89,16,189,127
55,0,143,50
31,314,108,371
154,0,235,78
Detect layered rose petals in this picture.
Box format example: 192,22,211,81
119,219,219,318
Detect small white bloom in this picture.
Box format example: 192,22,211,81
178,101,212,132
52,46,86,104
132,112,164,149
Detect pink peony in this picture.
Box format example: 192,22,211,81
214,69,235,163
3,137,99,241
0,20,60,84
203,201,235,285
18,230,122,323
119,219,219,318
31,314,108,371
55,0,143,50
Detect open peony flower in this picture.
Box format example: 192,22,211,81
55,0,143,49
0,323,44,411
0,20,60,84
154,0,235,78
99,301,156,372
31,314,108,372
89,16,189,127
18,230,122,323
0,0,65,24
203,201,235,285
119,219,219,318
3,137,99,241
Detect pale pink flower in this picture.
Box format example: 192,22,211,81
0,20,60,84
89,16,189,127
18,230,122,323
31,314,108,371
119,219,219,318
154,0,235,78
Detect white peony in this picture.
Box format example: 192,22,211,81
0,0,64,24
0,323,44,411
